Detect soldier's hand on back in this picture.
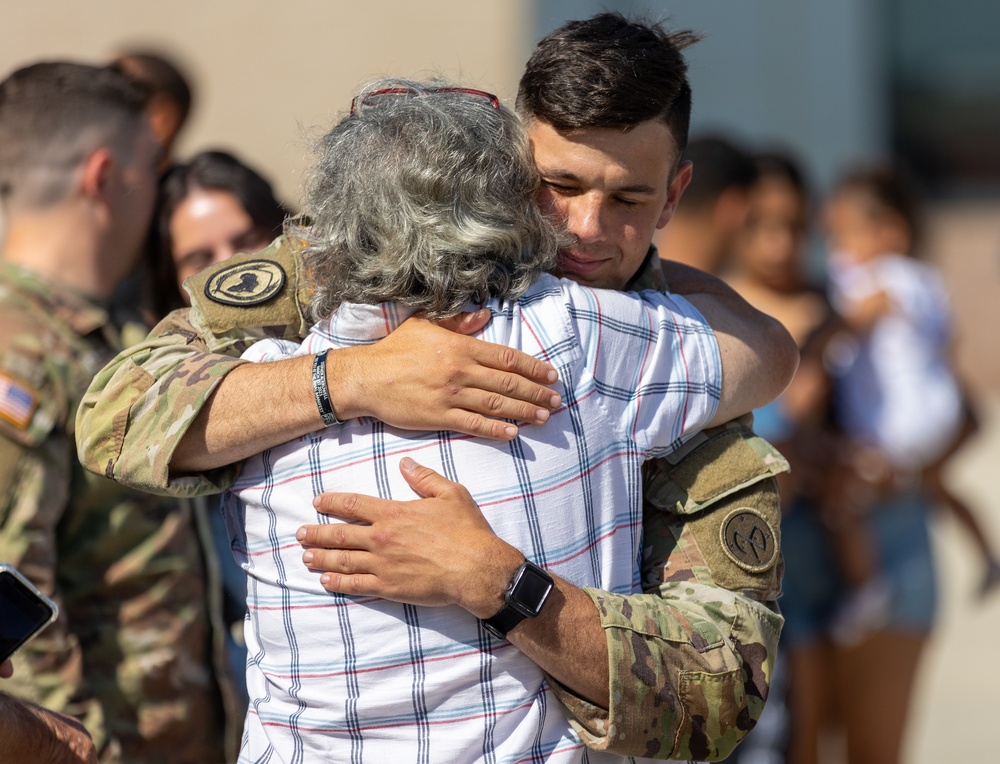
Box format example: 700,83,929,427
328,310,562,441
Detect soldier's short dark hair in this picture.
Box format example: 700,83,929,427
516,13,701,158
0,61,148,209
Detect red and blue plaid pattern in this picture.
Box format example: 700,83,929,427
226,274,720,763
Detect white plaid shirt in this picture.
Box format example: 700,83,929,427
226,274,720,763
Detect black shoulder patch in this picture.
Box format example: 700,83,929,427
204,259,287,307
720,508,778,573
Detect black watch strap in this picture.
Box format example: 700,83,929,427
482,605,529,640
482,560,553,640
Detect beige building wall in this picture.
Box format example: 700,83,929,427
0,0,533,206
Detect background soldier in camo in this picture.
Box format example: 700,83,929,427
0,62,224,762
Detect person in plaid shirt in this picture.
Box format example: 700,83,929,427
223,72,793,763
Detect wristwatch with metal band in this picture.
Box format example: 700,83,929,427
482,560,554,640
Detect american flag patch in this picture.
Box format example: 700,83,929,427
0,370,39,430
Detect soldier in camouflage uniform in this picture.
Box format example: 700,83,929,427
0,62,223,763
77,15,794,762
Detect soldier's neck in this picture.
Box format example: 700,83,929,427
1,206,113,300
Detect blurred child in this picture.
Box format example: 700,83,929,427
824,164,1000,643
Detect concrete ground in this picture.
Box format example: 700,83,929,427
906,394,1000,764
902,200,1000,764
905,397,1000,764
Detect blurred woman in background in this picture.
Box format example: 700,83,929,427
147,149,288,319
726,151,850,764
143,148,288,761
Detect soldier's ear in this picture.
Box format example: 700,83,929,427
656,160,693,230
79,148,114,200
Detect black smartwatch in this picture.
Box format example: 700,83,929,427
482,560,554,640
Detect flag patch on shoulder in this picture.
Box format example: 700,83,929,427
0,370,39,429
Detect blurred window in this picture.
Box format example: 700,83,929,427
891,0,1000,193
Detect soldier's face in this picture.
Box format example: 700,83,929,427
528,118,691,290
169,188,272,294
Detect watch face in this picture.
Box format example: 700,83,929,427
509,564,554,617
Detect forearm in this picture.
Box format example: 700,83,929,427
76,309,246,496
171,338,431,472
656,259,799,425
173,353,326,471
0,692,98,764
304,464,609,706
168,316,561,474
505,572,781,761
427,529,610,707
658,258,740,298
504,575,610,708
684,290,798,426
454,530,777,738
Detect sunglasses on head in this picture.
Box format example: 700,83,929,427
350,86,500,115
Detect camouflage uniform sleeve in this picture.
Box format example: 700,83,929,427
0,346,113,756
547,419,787,761
75,308,246,497
0,436,102,739
76,237,312,497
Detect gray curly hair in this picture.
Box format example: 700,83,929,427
292,78,561,320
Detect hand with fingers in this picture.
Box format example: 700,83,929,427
297,457,525,618
330,310,562,441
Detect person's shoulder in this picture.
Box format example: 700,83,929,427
518,272,563,302
180,235,313,352
0,271,111,446
554,276,657,310
523,275,639,333
552,279,712,339
0,308,72,448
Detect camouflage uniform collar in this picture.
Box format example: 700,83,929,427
0,261,110,337
623,245,668,292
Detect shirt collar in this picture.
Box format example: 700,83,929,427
313,246,667,344
312,301,422,344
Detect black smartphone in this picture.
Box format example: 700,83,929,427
0,564,58,664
